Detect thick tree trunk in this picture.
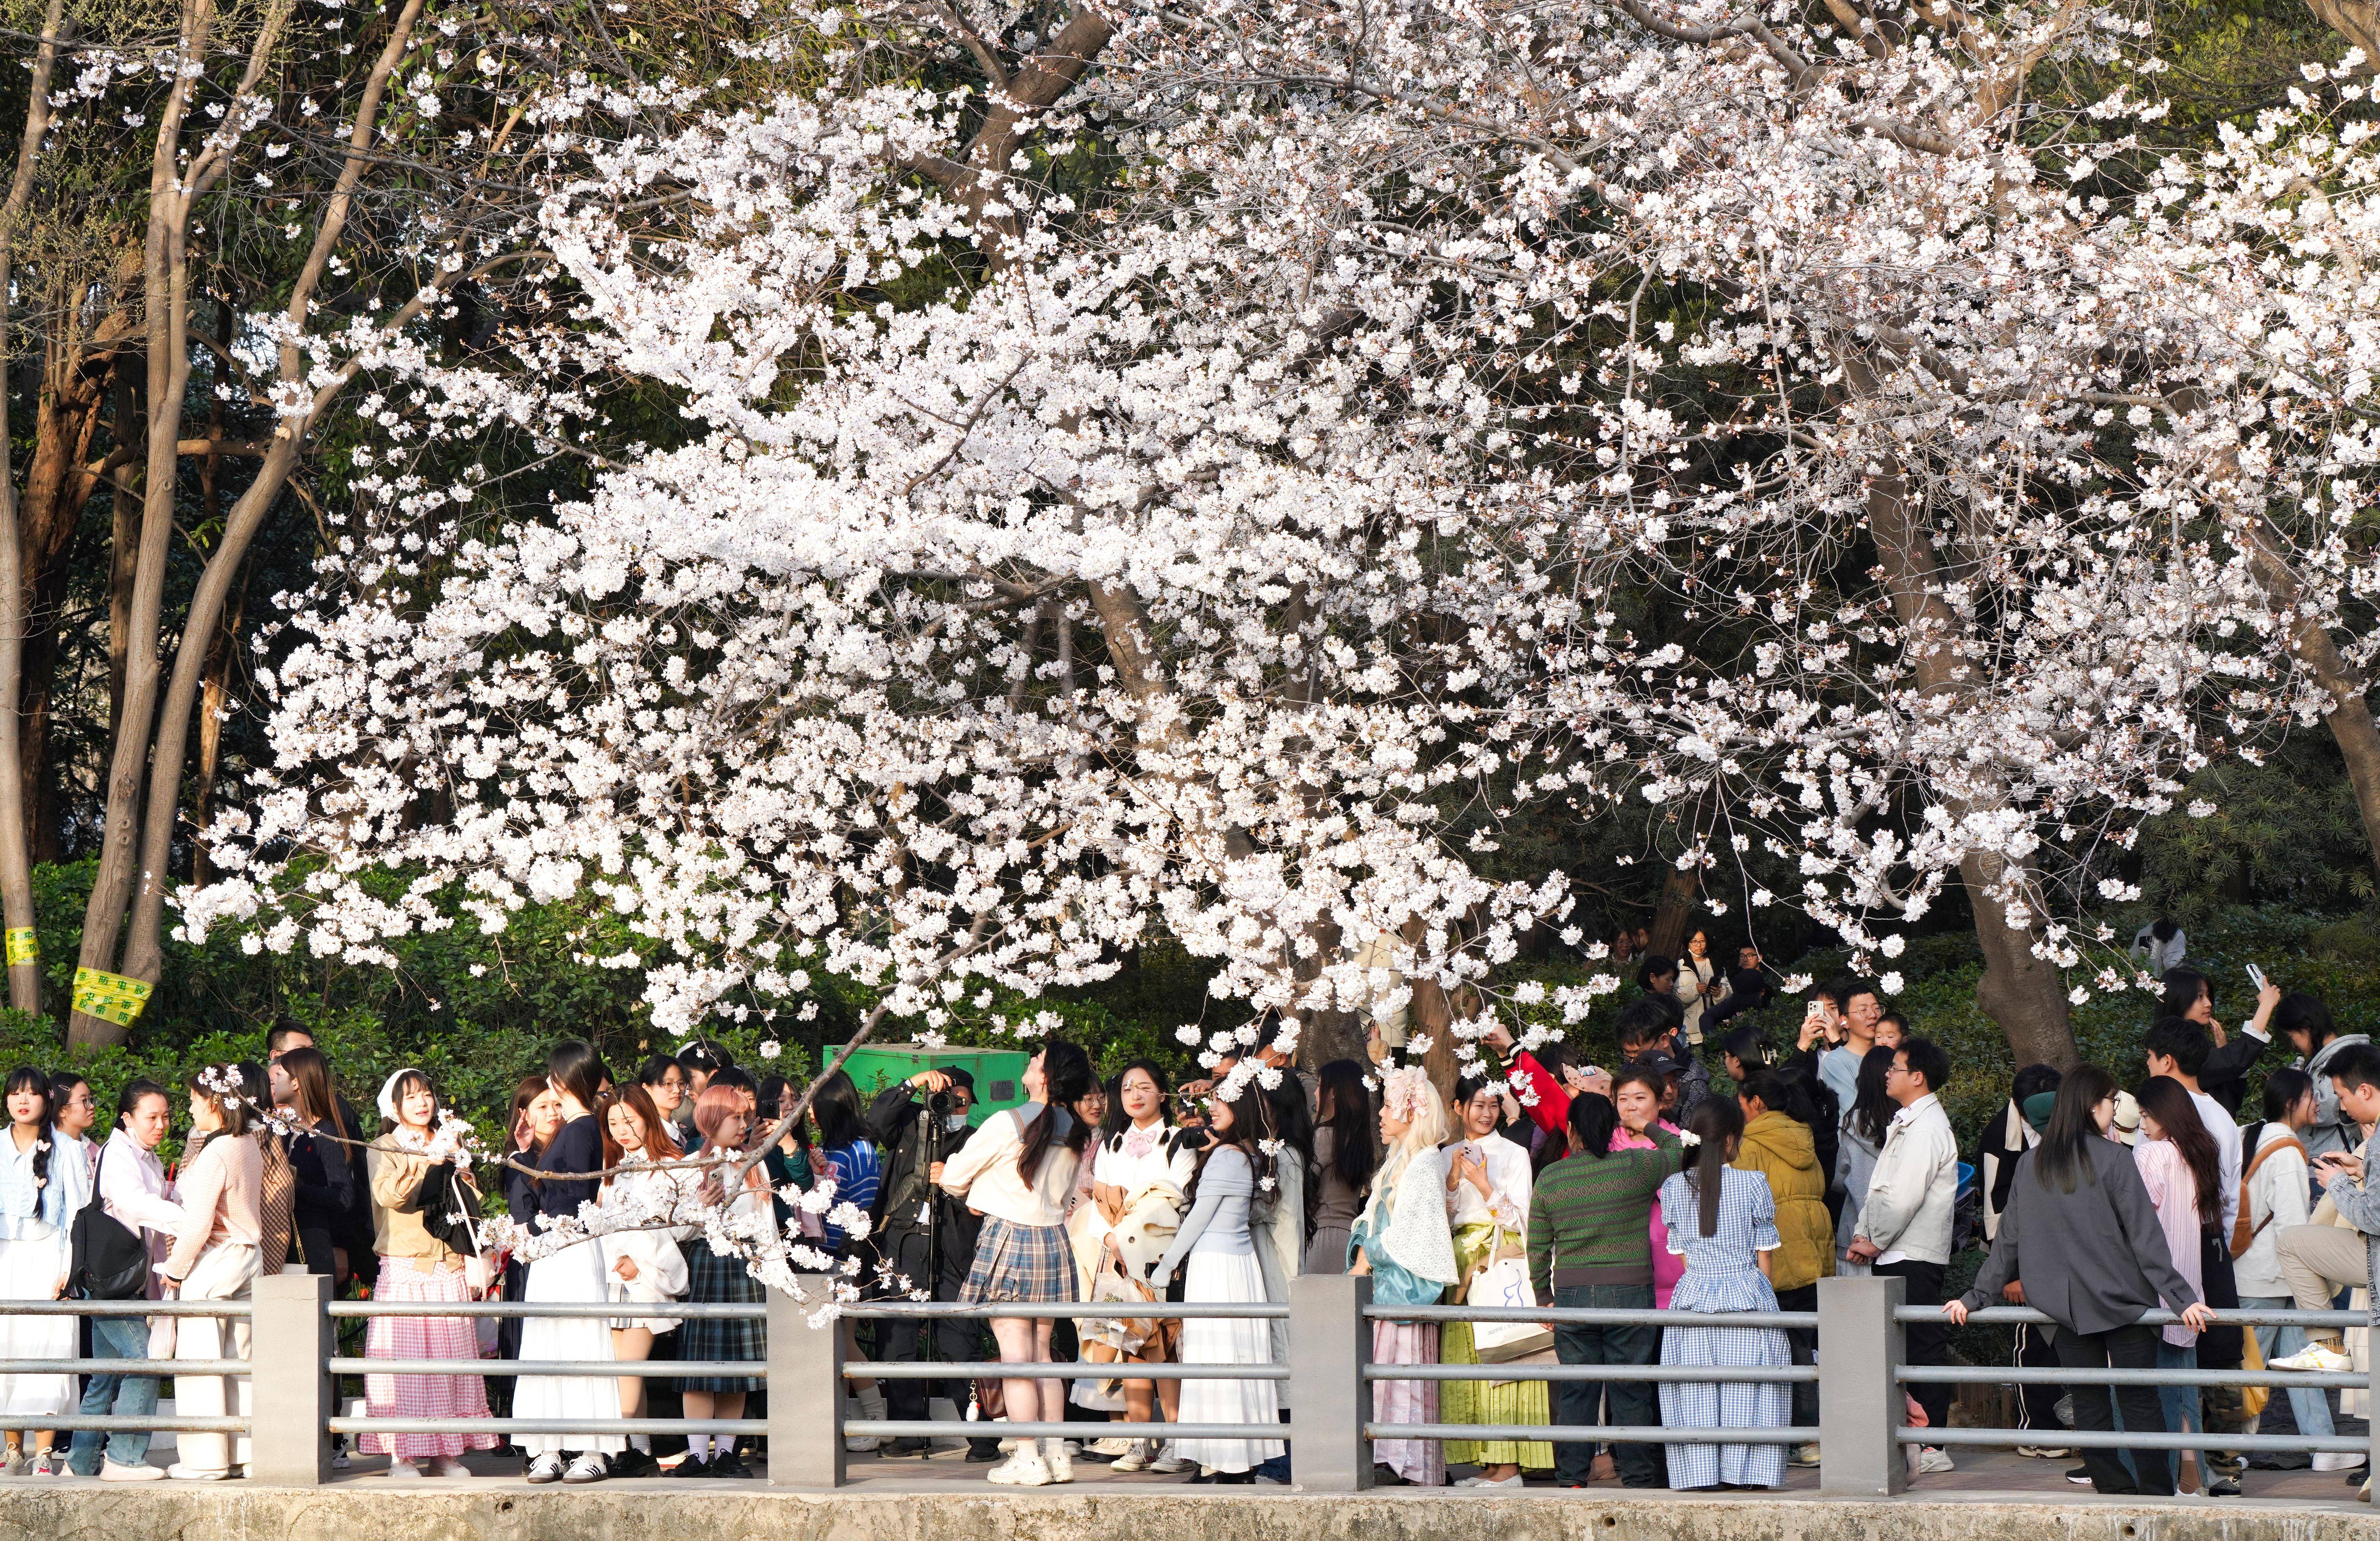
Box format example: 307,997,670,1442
0,0,65,1017
1645,862,1701,960
188,568,248,890
1864,452,2078,1068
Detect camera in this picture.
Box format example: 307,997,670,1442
925,1088,957,1114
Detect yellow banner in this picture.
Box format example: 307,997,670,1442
3,928,35,966
71,967,153,1028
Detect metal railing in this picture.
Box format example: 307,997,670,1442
0,1272,2368,1494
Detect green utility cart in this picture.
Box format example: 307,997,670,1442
838,1044,1032,1128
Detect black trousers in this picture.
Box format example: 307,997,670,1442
2012,1320,2064,1436
1773,1283,1820,1433
1874,1260,1948,1434
2056,1323,2172,1496
877,1231,989,1429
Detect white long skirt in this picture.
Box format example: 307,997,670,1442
514,1239,623,1456
1173,1247,1283,1475
176,1240,260,1475
0,1226,72,1416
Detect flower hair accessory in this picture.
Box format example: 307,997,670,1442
1676,1129,1702,1148
1380,1066,1435,1122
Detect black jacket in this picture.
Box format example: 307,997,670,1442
866,1083,981,1274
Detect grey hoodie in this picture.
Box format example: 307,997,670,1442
2301,1034,2372,1159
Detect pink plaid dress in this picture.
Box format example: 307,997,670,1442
361,1256,500,1457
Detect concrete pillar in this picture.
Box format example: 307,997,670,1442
1818,1273,1906,1497
249,1271,331,1486
1288,1272,1372,1493
769,1289,843,1488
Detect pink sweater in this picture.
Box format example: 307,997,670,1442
1614,1122,1685,1307
2133,1138,2208,1348
165,1130,263,1283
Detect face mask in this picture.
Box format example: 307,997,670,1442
944,1113,971,1132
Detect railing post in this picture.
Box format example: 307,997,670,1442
2366,1237,2380,1484
1288,1273,1372,1493
769,1290,843,1488
248,1272,331,1486
1818,1273,1906,1497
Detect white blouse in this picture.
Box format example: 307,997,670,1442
940,1104,1082,1227
1445,1131,1530,1233
1091,1122,1196,1198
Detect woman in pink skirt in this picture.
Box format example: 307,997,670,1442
363,1068,500,1475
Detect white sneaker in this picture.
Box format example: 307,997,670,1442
524,1453,566,1484
2314,1452,2369,1472
1790,1443,1822,1467
98,1459,166,1483
1149,1442,1191,1475
986,1449,1053,1486
2271,1344,2356,1373
1456,1473,1523,1488
1918,1447,1956,1474
166,1463,230,1482
562,1453,609,1485
330,1445,352,1471
2016,1446,2073,1459
1088,1437,1138,1458
1041,1438,1075,1483
386,1459,422,1478
428,1457,472,1478
29,1449,57,1476
1110,1442,1154,1474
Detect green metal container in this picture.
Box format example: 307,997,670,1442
839,1043,1032,1127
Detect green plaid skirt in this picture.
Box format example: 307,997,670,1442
678,1239,766,1392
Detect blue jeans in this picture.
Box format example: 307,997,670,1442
1551,1283,1663,1486
2240,1294,2336,1442
66,1314,160,1474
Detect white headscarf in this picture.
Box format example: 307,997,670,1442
377,1068,427,1126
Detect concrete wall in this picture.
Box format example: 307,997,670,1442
0,1488,2367,1541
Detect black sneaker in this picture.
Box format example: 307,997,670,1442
965,1441,1003,1464
2207,1478,2241,1497
611,1448,660,1479
710,1450,754,1480
677,1457,713,1479
879,1438,933,1459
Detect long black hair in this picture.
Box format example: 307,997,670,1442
4,1067,49,1193
1739,1068,1820,1128
2261,1066,2315,1124
545,1039,606,1111
1847,1044,1897,1146
1018,1039,1095,1184
1566,1091,1621,1158
1315,1059,1378,1194
2036,1065,2120,1195
1680,1095,1743,1238
2135,1075,2223,1233
809,1069,866,1151
1182,1082,1276,1211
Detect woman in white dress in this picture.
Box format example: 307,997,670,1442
597,1083,691,1480
1145,1090,1282,1482
514,1041,622,1486
0,1068,80,1474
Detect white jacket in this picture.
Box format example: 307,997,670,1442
599,1154,694,1333
2233,1121,2312,1299
1855,1094,1958,1266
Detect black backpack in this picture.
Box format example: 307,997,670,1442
70,1146,152,1301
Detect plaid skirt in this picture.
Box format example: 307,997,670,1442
959,1217,1076,1305
362,1257,501,1457
678,1240,766,1392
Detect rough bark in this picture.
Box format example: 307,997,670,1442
0,0,66,1015
1645,863,1701,961
1864,455,2079,1069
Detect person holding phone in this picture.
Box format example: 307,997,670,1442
2270,1044,2380,1410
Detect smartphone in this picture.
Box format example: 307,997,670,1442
2246,962,2267,991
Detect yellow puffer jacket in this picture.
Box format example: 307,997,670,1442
1732,1110,1837,1292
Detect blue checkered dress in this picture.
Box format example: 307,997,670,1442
678,1239,767,1392
1656,1167,1791,1489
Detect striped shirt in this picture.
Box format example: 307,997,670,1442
1526,1129,1682,1295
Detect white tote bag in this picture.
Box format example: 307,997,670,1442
1466,1230,1553,1363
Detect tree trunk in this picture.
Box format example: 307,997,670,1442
1645,862,1701,960
0,0,66,1017
1862,449,2078,1067
107,365,142,742
188,565,249,890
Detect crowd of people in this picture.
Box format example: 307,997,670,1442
0,932,2370,1497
